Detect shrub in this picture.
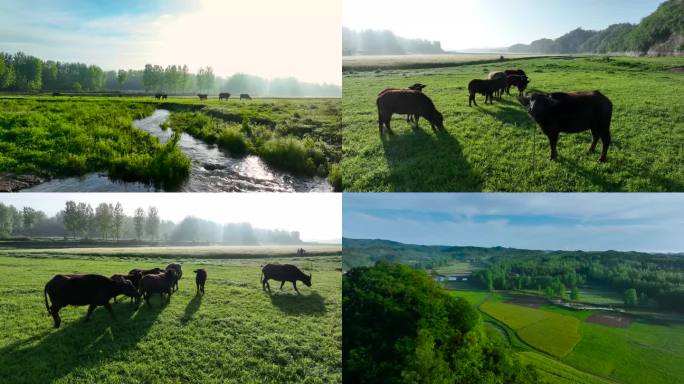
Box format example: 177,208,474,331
217,127,248,157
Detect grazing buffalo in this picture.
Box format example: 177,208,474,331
52,92,62,97
194,269,207,295
505,69,527,77
506,75,530,95
519,91,613,162
261,264,311,295
487,72,507,98
197,94,208,100
219,92,231,100
154,93,168,100
130,267,165,276
140,269,177,306
240,93,252,100
378,84,427,124
166,263,182,292
110,270,143,303
44,274,140,328
468,77,506,106
376,89,445,134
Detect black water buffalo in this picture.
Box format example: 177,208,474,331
377,89,444,134
166,263,182,292
488,72,507,98
519,91,613,162
140,269,177,306
130,267,165,276
197,94,208,100
52,92,62,97
505,69,527,77
468,77,506,106
110,270,143,303
261,264,311,295
378,84,427,124
240,93,252,100
506,75,529,95
194,269,207,295
154,93,168,100
219,92,231,100
44,274,140,328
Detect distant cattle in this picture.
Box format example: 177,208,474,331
240,93,252,100
506,75,530,95
44,274,140,328
154,93,168,100
140,269,178,306
519,91,613,162
166,263,182,292
219,92,231,100
198,94,208,100
194,269,207,295
376,89,445,134
52,92,62,97
468,77,506,106
261,264,311,295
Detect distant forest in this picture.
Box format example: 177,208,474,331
0,201,302,245
508,0,683,55
342,27,444,55
0,52,341,97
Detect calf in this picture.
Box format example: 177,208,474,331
110,270,143,303
519,91,613,162
468,77,506,106
506,75,529,95
261,264,311,295
194,269,207,295
140,270,178,306
166,263,182,292
219,92,231,100
197,94,208,100
376,89,444,134
44,274,140,328
240,93,252,100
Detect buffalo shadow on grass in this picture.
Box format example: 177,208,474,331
478,103,532,128
380,120,482,191
181,294,203,323
0,302,163,383
269,292,327,316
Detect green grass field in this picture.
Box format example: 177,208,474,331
342,56,684,191
0,251,341,383
517,352,612,384
0,96,341,190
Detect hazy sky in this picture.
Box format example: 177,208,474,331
0,193,341,242
0,0,341,84
344,193,684,253
343,0,662,50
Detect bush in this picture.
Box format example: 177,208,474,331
259,137,315,175
217,127,248,157
328,163,342,191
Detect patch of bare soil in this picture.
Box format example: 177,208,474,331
0,173,45,192
505,295,547,309
671,66,684,73
586,313,633,328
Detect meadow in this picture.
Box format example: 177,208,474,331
0,96,341,191
0,250,342,384
452,289,684,384
342,56,684,191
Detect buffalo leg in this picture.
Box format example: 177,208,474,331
145,293,152,307
280,281,286,290
414,115,420,129
264,278,271,294
51,306,62,328
293,281,300,295
85,304,96,321
104,302,115,319
599,131,611,162
548,131,559,161
589,130,599,153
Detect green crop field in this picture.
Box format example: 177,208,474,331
480,301,581,357
0,251,342,384
517,352,612,384
342,56,684,191
0,96,341,191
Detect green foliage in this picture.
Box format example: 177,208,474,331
0,254,341,383
342,56,684,191
328,163,342,192
624,288,638,307
343,262,540,384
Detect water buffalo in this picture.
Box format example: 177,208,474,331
519,91,613,162
240,93,252,100
166,263,182,292
377,89,444,134
487,72,507,98
110,270,143,303
468,77,506,106
197,94,208,100
140,269,177,306
219,92,231,100
506,75,530,95
378,84,427,124
130,267,165,276
505,69,527,77
154,93,168,100
261,264,311,295
44,274,140,328
194,269,207,295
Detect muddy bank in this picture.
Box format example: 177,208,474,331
0,174,46,192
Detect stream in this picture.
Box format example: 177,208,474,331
24,110,331,192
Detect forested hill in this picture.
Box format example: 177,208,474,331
342,27,444,55
508,0,684,55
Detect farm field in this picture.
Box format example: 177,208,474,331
342,56,684,191
342,53,546,71
0,96,340,192
0,251,342,384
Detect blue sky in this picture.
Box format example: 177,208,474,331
0,0,341,84
343,193,684,253
343,0,662,49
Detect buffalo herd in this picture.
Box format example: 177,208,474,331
376,67,614,162
43,262,313,328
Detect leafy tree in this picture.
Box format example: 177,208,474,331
62,201,80,239
94,203,113,240
116,69,128,90
112,202,125,240
197,66,215,93
12,52,42,91
570,286,579,301
133,207,145,240
22,207,38,233
624,288,638,307
145,206,160,240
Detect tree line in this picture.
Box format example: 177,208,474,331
0,201,302,245
342,27,444,55
0,51,341,97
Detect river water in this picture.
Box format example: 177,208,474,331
25,110,331,192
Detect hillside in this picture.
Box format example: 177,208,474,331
342,27,444,55
508,0,684,55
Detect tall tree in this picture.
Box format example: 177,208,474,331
22,207,38,233
62,201,79,239
116,69,128,90
12,52,42,91
95,203,113,240
145,206,160,241
624,288,638,307
112,202,125,240
134,207,145,240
